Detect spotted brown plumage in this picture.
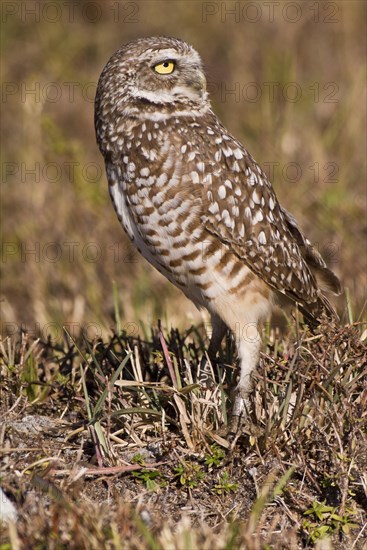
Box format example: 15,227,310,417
95,36,342,436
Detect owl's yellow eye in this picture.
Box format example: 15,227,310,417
154,61,175,75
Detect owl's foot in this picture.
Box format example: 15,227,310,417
218,392,250,445
216,417,243,448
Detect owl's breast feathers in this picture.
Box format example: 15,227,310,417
102,110,341,321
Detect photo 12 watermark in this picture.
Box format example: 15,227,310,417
1,241,140,265
1,159,339,186
1,236,341,268
2,161,103,185
207,80,340,104
2,81,97,104
1,318,289,345
2,79,340,106
2,320,104,341
1,1,139,24
201,2,341,24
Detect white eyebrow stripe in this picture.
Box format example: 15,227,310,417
150,48,183,59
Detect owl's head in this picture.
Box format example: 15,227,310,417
95,36,208,116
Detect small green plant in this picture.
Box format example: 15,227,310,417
131,453,146,465
212,472,239,495
131,454,165,492
303,500,359,542
173,461,205,489
132,469,165,492
151,350,164,365
204,444,226,470
20,347,49,402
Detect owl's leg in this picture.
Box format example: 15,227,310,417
227,323,262,437
199,314,227,387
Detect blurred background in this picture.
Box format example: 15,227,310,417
1,0,366,339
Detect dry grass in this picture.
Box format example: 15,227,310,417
1,319,366,549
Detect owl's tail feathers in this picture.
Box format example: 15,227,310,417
280,206,343,321
297,294,339,330
305,251,343,296
303,247,343,325
295,256,342,326
298,291,340,330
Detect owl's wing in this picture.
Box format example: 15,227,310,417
201,127,341,319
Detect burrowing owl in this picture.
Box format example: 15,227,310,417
95,36,342,434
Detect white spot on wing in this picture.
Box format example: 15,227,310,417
223,147,233,158
248,171,257,186
258,231,267,244
222,209,233,228
156,173,168,186
127,162,136,174
215,150,221,162
245,206,252,219
252,190,261,204
191,171,200,184
252,210,264,224
218,185,226,199
209,201,219,215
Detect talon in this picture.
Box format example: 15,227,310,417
217,415,243,445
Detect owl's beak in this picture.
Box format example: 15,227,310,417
188,68,207,95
